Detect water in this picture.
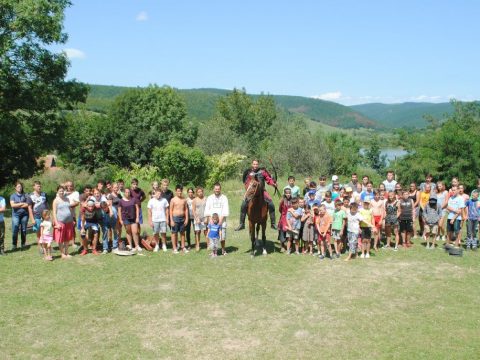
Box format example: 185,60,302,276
360,148,408,163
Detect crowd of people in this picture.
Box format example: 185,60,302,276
0,178,230,260
275,171,479,261
0,161,478,262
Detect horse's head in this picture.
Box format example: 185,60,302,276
245,177,264,201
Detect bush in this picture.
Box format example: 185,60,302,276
206,152,247,188
152,142,208,186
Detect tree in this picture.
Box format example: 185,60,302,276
0,0,88,186
216,89,276,154
152,142,208,186
364,135,386,172
108,85,196,167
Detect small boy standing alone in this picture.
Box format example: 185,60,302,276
207,213,221,257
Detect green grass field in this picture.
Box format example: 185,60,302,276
1,180,479,359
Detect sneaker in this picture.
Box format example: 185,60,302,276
318,254,325,260
234,224,245,231
394,246,398,252
153,245,159,252
80,249,88,256
286,249,291,255
112,248,119,254
183,248,190,254
365,253,370,259
162,244,167,252
360,253,365,259
92,250,99,255
173,249,179,254
102,249,108,255
126,245,132,251
336,253,340,259
295,251,300,255
136,247,143,253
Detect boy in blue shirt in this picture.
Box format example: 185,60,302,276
465,191,480,250
207,213,221,257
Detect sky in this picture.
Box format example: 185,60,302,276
60,0,480,105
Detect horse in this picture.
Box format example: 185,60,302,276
246,176,269,257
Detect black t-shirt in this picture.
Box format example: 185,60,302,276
82,207,101,224
162,189,174,204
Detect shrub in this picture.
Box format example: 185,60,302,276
206,152,247,188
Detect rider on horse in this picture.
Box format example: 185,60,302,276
235,159,278,231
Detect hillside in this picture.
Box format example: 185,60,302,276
84,85,379,129
351,102,454,128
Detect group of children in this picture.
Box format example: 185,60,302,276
278,173,480,261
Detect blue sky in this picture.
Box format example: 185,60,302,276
61,0,480,105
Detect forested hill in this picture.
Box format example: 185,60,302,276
351,102,454,128
85,85,379,129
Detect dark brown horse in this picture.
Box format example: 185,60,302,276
246,177,268,257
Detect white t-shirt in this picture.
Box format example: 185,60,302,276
66,191,80,217
382,179,397,193
147,198,169,222
347,212,364,234
205,194,229,228
322,200,335,217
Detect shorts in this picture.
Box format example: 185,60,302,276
318,232,331,243
40,234,53,245
347,232,358,253
123,218,135,226
220,227,227,241
286,230,299,241
424,224,438,235
385,218,398,227
447,219,462,234
152,221,167,234
331,229,342,241
32,217,42,232
399,219,413,233
84,222,99,234
361,227,372,240
171,216,185,233
194,222,207,232
373,215,382,230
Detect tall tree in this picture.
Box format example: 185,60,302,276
0,0,87,186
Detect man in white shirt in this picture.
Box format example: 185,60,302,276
382,171,397,193
205,183,230,255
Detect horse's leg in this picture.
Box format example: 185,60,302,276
262,222,267,255
249,221,255,257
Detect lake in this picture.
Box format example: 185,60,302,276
360,148,408,163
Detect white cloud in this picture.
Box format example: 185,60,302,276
136,11,148,21
311,91,342,101
63,48,86,59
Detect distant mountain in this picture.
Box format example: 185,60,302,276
351,102,454,128
84,85,379,129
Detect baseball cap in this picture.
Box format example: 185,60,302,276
363,199,371,204
308,190,316,196
332,175,339,182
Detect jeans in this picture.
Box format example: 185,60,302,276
101,214,118,251
0,221,5,252
12,212,28,248
466,219,478,248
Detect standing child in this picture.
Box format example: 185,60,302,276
315,205,333,260
398,191,415,250
0,195,5,255
370,191,385,250
285,199,303,255
345,203,364,261
321,191,335,217
422,194,442,249
100,201,117,254
192,187,207,252
331,199,346,258
147,189,169,252
384,192,399,249
169,185,189,254
207,213,221,257
278,188,293,252
186,187,195,249
40,210,54,261
301,203,315,255
465,191,480,250
359,200,376,258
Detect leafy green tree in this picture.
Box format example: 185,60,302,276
0,0,87,186
394,100,480,187
364,135,386,172
216,88,276,154
152,142,208,186
108,85,197,166
325,132,362,176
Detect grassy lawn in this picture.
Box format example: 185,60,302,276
1,180,479,359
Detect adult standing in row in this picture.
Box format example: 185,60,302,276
10,182,29,251
205,183,229,255
27,181,49,245
52,185,74,258
0,194,5,255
